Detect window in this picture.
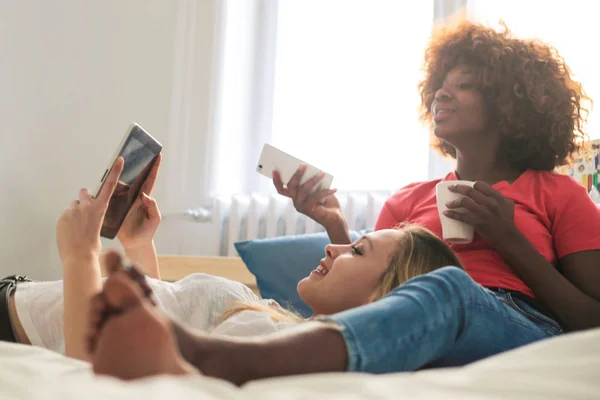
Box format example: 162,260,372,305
469,0,598,138
211,0,435,196
268,0,435,191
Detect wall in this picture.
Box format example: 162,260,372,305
0,0,219,279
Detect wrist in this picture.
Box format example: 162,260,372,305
61,250,100,267
124,240,155,255
323,213,347,232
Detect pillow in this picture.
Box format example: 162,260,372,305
234,230,368,317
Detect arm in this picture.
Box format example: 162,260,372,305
500,182,600,331
446,180,600,331
58,158,125,361
124,241,160,280
63,255,102,361
498,231,600,331
326,195,405,244
324,214,352,245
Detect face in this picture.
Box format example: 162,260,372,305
297,229,403,315
431,65,489,147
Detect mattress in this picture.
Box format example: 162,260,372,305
1,326,598,399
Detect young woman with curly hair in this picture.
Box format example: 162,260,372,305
63,19,600,383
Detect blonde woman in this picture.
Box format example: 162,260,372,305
218,223,464,326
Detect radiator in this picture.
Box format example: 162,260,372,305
213,191,391,256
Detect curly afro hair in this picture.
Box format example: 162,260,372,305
418,19,591,171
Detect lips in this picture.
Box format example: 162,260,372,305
433,106,455,122
313,260,330,276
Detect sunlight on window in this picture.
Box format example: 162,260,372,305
469,0,598,139
270,0,434,191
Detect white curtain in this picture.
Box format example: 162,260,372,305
211,0,435,196
467,0,598,138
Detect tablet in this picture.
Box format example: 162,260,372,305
95,123,162,239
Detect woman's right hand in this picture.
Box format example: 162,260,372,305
117,154,162,250
273,164,344,229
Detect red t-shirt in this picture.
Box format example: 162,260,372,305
375,170,600,297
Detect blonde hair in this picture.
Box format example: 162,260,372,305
369,223,464,302
220,223,463,323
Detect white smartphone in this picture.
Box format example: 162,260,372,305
95,123,162,239
256,143,334,193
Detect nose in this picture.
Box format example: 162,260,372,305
434,84,452,102
325,244,341,259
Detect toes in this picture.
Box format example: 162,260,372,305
103,273,145,312
101,250,126,275
125,266,154,301
87,293,110,355
101,251,155,304
89,293,109,329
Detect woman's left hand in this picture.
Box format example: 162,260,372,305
444,181,519,248
117,154,162,250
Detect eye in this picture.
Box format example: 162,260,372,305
351,245,363,256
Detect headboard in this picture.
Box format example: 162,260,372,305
157,255,259,295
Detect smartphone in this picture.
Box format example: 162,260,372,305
256,143,334,193
95,123,162,239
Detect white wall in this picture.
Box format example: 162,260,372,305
0,0,220,280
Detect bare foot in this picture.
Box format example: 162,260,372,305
87,251,155,354
89,250,196,380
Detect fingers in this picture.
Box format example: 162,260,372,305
140,154,162,196
79,188,93,205
443,210,479,226
272,171,290,197
295,171,326,205
303,188,337,209
473,181,505,200
448,183,496,207
444,194,486,215
141,193,161,221
97,157,125,207
286,165,307,198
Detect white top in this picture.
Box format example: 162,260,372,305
14,273,297,354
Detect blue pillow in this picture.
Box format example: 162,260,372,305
234,230,369,317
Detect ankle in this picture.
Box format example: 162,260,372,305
198,337,263,385
169,319,243,382
170,354,198,376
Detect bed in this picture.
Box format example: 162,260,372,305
1,323,598,399
2,255,598,399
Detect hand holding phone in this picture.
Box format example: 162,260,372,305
115,154,163,249
257,144,334,192
257,144,341,228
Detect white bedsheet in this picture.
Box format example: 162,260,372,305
1,327,599,399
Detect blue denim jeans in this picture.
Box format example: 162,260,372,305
326,266,563,373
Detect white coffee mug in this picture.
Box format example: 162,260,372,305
436,180,476,244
